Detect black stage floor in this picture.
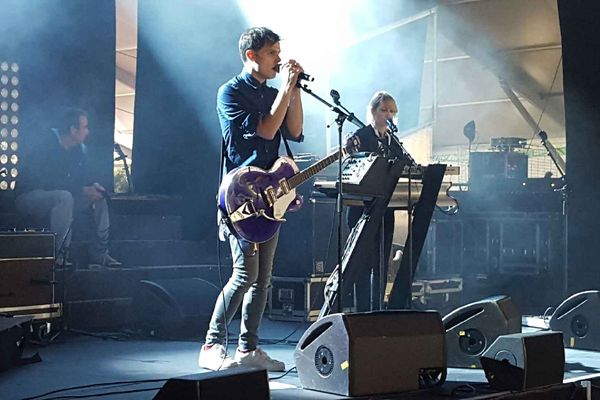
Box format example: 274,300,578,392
2,318,600,400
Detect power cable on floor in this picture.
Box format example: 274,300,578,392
22,387,164,400
268,366,297,381
19,378,167,400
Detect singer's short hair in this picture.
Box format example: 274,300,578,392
367,91,397,123
58,107,88,136
238,27,280,62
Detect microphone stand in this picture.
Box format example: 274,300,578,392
538,131,568,298
114,143,134,193
296,81,364,314
386,122,419,310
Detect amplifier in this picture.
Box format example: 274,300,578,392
0,231,59,319
0,230,54,259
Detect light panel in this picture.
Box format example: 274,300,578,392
0,61,19,191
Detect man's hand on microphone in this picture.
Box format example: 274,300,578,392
279,59,304,92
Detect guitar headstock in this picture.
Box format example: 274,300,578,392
344,134,361,154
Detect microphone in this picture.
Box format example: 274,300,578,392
330,89,341,105
275,63,314,82
386,119,398,134
298,72,314,82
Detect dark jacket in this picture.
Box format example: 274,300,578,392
16,129,90,195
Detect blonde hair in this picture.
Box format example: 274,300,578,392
366,91,396,124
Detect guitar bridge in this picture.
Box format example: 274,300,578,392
262,186,277,207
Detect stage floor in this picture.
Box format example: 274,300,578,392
2,318,600,400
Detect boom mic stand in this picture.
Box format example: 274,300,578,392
538,131,568,298
296,80,364,313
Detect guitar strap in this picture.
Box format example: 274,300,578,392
280,130,294,159
217,138,228,242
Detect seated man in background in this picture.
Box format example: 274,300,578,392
14,107,121,268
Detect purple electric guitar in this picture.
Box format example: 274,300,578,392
218,137,359,243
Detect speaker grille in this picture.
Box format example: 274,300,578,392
315,345,334,376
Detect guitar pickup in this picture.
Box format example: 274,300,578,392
279,179,291,194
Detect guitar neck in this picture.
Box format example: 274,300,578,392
288,149,345,189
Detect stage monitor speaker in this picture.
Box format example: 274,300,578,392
153,367,269,400
481,331,564,391
294,310,446,397
0,315,33,372
132,278,220,339
443,295,521,368
549,290,600,351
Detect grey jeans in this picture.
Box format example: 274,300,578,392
205,227,279,352
15,189,110,257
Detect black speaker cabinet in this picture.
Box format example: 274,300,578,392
153,367,269,400
443,295,521,368
549,290,600,351
469,151,528,194
132,278,220,338
0,315,33,372
481,331,564,391
275,195,346,277
294,310,446,397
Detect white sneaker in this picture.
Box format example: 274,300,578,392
198,344,238,371
235,347,285,372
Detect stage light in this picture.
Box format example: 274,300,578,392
0,60,18,191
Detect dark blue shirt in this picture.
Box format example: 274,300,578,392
16,129,90,195
217,71,303,172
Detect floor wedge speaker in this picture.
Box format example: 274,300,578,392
549,290,600,350
153,367,269,400
294,310,446,397
481,331,564,391
132,278,220,339
443,295,521,368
